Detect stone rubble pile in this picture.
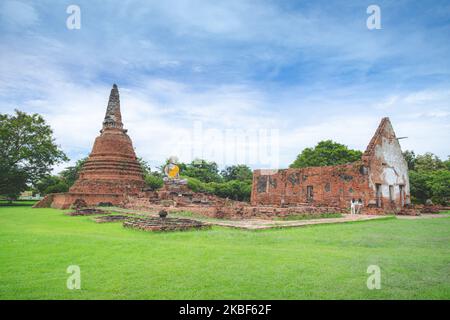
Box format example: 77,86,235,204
94,215,129,223
123,217,210,232
66,208,110,216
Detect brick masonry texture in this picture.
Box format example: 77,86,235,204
122,182,346,220
34,84,145,209
251,118,411,214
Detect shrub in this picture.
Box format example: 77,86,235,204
44,181,69,194
181,159,222,183
187,177,251,202
409,164,450,205
187,177,214,193
428,170,450,205
144,173,164,191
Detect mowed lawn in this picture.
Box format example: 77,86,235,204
0,205,449,300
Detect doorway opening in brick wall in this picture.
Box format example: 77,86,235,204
399,185,405,207
376,184,382,207
389,185,394,202
307,186,314,202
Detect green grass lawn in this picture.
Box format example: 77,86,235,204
0,205,449,300
0,200,37,207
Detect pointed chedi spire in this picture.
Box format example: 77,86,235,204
103,84,123,130
34,83,145,209
68,82,145,199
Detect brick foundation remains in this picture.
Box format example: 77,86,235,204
121,181,345,220
123,217,210,232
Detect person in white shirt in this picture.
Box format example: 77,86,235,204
350,198,356,215
357,198,363,214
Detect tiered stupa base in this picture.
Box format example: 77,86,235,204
34,84,146,209
37,192,126,209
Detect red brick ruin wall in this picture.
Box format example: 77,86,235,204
123,189,345,220
250,118,412,215
33,193,124,209
251,162,377,211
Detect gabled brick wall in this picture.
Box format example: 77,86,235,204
250,118,411,214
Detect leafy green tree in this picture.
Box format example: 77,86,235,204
0,110,68,199
409,171,431,204
290,140,362,168
182,159,222,183
428,170,450,205
144,172,164,191
186,177,251,201
212,180,252,201
186,177,214,194
44,180,69,194
414,153,446,172
445,157,450,171
35,175,63,195
221,164,253,182
408,153,449,205
0,167,27,201
137,157,152,176
37,157,86,195
59,157,87,187
402,150,416,171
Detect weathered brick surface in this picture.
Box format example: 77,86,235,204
123,217,210,232
251,118,412,215
35,84,145,209
122,182,345,220
50,192,123,209
251,163,368,208
32,194,54,208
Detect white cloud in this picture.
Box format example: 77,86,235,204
1,46,449,172
0,0,449,174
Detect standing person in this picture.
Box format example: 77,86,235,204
350,198,356,215
357,198,363,214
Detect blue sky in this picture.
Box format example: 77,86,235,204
1,0,449,171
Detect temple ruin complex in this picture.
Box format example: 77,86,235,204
35,85,411,216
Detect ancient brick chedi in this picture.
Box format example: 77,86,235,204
35,84,145,209
251,118,411,214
